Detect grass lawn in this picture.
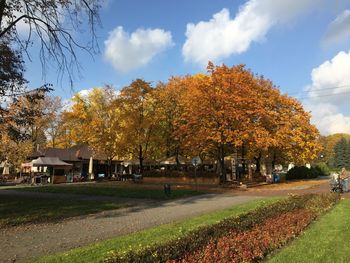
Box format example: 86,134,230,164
32,197,282,263
0,195,127,228
16,184,203,199
269,198,350,263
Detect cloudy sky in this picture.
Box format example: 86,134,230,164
23,0,350,135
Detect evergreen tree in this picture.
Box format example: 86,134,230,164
346,142,350,169
333,138,350,169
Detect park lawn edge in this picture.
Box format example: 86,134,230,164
268,198,350,263
14,185,204,200
0,195,130,228
30,196,283,263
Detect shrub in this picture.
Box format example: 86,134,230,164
104,194,339,263
286,166,317,180
313,162,331,176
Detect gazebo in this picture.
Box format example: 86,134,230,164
31,157,72,184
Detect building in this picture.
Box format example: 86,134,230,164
28,144,119,179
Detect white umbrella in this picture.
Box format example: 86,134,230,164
2,166,9,175
2,160,10,175
88,157,94,180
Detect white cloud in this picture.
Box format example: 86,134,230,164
61,88,94,111
77,89,94,99
5,10,66,40
62,98,74,112
104,26,174,73
306,102,350,135
306,50,350,105
305,50,350,135
323,9,350,47
182,0,321,65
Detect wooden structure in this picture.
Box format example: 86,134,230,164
29,144,119,179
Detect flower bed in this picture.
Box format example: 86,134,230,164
171,209,315,262
105,193,339,263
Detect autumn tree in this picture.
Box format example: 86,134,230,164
272,95,321,167
237,75,321,174
3,86,52,144
153,77,189,165
0,87,52,168
173,62,321,181
117,79,157,174
0,133,32,172
315,134,350,167
63,86,122,176
45,96,63,148
178,63,263,181
242,77,279,174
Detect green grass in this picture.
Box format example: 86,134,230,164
0,195,127,228
16,185,202,200
269,199,350,263
31,197,282,263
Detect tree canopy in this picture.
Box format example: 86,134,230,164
1,62,321,178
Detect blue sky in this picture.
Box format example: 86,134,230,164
22,0,350,135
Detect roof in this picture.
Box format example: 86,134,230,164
122,159,156,166
31,157,72,167
29,144,107,161
159,155,189,165
21,162,32,168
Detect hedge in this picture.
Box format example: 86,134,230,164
104,193,339,263
286,165,331,181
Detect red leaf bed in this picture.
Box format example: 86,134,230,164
106,193,339,263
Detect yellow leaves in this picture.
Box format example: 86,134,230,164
62,86,122,160
162,62,321,164
57,62,320,167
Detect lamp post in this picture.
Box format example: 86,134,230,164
192,156,202,191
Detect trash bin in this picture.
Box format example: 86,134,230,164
35,176,41,184
164,184,171,196
66,174,73,183
275,174,280,183
272,173,280,183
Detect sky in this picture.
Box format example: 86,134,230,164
21,0,350,136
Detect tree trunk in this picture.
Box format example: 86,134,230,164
272,152,276,171
106,158,111,177
139,144,144,175
175,147,181,171
241,143,246,176
217,143,225,183
254,152,262,175
166,120,171,158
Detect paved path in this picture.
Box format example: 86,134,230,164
0,193,261,263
